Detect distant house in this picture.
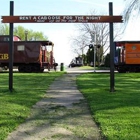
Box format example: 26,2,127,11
13,35,21,41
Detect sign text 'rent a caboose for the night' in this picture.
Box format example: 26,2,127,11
1,15,123,23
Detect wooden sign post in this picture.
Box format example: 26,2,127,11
1,1,122,92
2,15,122,23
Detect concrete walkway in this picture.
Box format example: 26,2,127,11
6,73,102,140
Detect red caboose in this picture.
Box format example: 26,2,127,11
0,35,55,72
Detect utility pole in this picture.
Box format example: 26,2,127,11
94,44,96,72
90,32,96,72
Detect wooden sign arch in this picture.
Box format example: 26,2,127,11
1,1,122,92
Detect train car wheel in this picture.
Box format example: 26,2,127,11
118,67,126,73
25,65,32,73
32,66,40,72
31,66,36,72
40,68,44,72
18,65,25,72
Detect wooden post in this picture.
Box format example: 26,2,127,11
109,2,115,92
9,1,14,92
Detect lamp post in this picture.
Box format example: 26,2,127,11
89,43,96,72
93,44,96,72
25,30,28,41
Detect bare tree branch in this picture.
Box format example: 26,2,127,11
70,10,122,65
123,0,140,30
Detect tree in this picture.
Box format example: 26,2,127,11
123,0,140,27
0,24,9,35
70,34,89,56
104,53,110,67
70,34,89,65
70,10,122,66
14,26,48,40
0,24,48,40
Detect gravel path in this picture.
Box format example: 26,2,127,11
6,73,102,140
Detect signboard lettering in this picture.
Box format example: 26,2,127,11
0,53,9,60
1,15,123,23
19,16,32,20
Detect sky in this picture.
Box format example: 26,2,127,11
1,0,140,65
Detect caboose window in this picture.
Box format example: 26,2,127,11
41,46,46,50
17,45,25,51
3,37,9,41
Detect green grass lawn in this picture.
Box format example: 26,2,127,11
79,66,110,70
77,73,140,140
1,71,140,140
0,72,64,140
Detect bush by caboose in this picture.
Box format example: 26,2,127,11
0,35,55,72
